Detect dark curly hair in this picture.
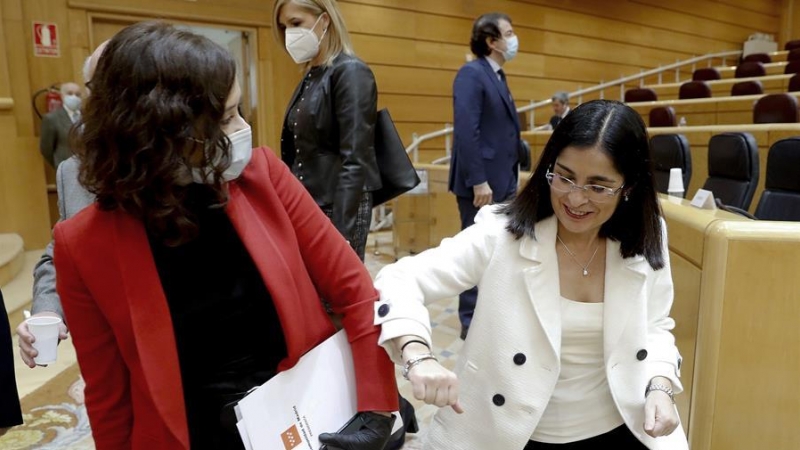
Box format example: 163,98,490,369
75,21,237,245
501,100,665,270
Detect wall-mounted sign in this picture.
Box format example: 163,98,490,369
33,22,59,57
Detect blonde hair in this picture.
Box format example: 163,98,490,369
273,0,354,67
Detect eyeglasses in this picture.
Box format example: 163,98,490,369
545,170,625,203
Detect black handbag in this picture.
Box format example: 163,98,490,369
372,109,421,206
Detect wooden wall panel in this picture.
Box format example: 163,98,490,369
780,0,800,47
0,0,791,249
69,0,271,26
343,0,782,144
514,0,776,44
0,0,50,248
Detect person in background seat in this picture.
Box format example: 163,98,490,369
533,91,571,131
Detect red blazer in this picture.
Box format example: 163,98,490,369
54,147,398,450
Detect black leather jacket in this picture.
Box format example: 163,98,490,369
280,54,381,243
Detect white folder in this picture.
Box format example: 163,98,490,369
236,330,357,450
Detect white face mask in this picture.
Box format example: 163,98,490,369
285,14,327,64
502,35,519,62
192,126,253,183
63,94,82,111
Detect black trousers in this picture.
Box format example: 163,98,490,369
455,196,480,328
322,191,372,262
524,425,649,449
0,289,23,428
455,193,514,329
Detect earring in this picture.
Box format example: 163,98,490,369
624,193,629,202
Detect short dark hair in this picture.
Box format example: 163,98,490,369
470,12,511,57
76,21,237,246
501,100,665,270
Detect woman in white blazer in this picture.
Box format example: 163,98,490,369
373,100,688,450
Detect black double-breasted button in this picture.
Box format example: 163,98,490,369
513,353,527,365
636,349,648,361
492,394,505,406
377,304,390,317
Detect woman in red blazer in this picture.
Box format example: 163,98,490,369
54,21,397,450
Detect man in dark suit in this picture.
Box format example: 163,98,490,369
533,91,572,131
548,91,571,129
449,12,523,339
39,82,82,169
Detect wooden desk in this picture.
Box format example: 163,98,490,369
647,74,793,101
392,164,460,256
659,196,747,437
689,219,800,450
523,124,800,214
626,92,800,128
716,61,788,79
766,50,788,63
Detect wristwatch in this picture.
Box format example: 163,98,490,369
645,383,675,403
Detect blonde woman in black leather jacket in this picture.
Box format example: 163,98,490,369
274,0,381,262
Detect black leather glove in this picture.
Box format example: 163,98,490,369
318,412,395,450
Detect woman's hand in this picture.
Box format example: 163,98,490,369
397,339,463,413
406,357,463,413
643,391,679,437
318,412,394,450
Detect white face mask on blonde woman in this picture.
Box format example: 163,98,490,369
285,14,327,64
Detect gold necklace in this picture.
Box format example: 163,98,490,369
556,234,599,277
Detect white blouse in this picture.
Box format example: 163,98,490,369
531,297,625,443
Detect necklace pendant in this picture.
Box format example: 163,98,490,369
582,269,589,276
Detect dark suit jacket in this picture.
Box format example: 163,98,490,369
0,289,23,428
54,148,398,449
39,108,75,168
449,58,520,202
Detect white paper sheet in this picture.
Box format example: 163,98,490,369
236,330,357,450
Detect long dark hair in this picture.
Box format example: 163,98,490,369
502,100,665,270
76,21,237,245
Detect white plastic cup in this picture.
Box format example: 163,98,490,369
26,316,62,365
667,167,684,197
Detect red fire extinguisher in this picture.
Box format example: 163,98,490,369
45,88,62,113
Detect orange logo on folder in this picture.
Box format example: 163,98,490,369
281,424,302,449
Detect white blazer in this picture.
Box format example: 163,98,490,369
374,206,688,450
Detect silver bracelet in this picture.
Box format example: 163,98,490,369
402,353,438,380
645,383,675,403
